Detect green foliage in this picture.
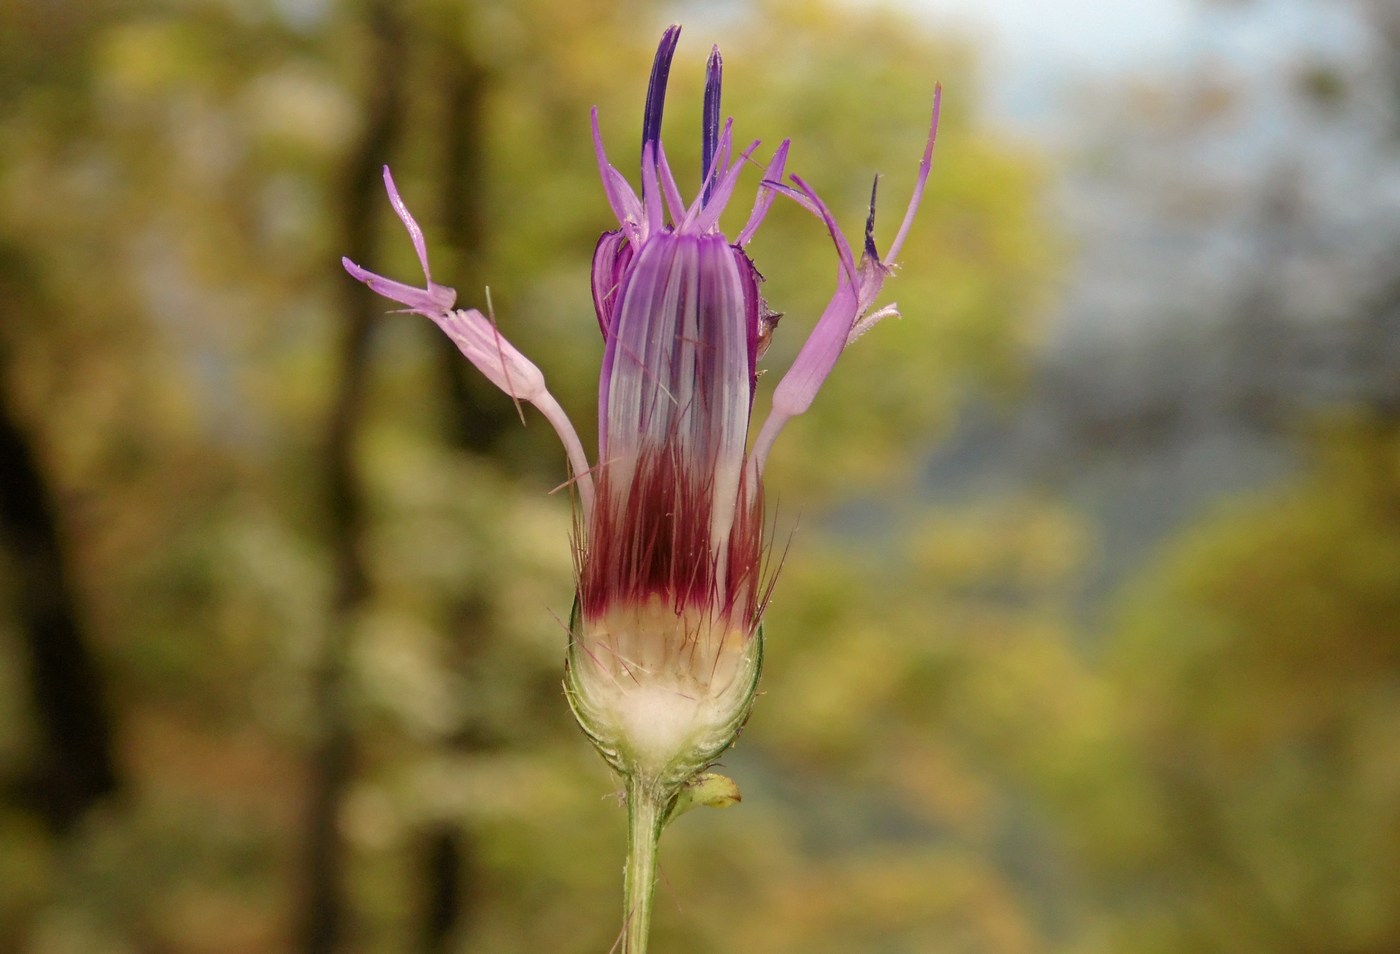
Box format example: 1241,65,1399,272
1094,418,1400,953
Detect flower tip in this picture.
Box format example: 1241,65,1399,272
655,24,683,67
864,175,881,263
924,85,943,160
643,24,684,158
701,44,724,194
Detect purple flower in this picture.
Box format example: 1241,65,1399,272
343,25,939,780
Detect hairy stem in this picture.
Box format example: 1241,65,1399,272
622,776,671,954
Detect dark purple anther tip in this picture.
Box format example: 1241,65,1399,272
702,44,723,202
642,25,682,168
864,175,881,262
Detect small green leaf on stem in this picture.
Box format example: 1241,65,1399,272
670,772,741,820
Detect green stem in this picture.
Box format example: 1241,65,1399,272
622,776,669,954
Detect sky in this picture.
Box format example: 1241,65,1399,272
889,0,1376,129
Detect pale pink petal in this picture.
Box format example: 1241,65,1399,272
341,257,457,316
432,308,594,513
382,166,433,281
885,84,942,265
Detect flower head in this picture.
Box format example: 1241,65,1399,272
343,25,939,784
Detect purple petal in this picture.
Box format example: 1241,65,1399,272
591,230,634,337
769,275,858,419
640,141,663,236
590,108,643,234
750,277,858,473
749,176,862,471
599,233,756,477
655,142,688,225
701,45,722,200
785,174,858,288
690,137,760,234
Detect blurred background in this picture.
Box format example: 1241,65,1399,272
0,0,1396,951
